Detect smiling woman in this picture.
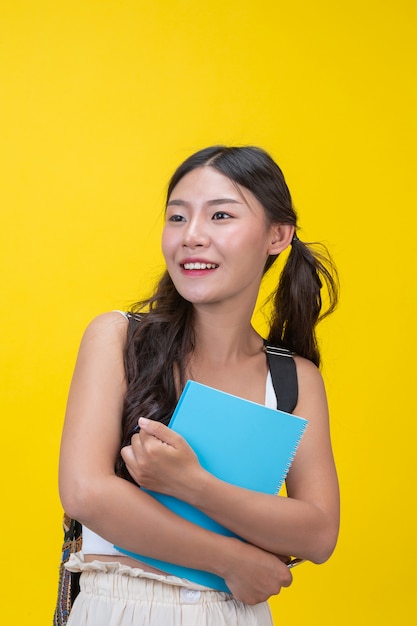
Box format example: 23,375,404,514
162,166,289,308
57,145,339,626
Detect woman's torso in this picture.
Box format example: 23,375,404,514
83,370,278,573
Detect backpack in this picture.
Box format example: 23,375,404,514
53,323,298,625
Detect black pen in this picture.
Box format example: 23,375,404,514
286,558,305,569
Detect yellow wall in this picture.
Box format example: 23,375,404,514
1,1,416,623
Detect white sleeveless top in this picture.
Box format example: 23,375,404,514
82,372,278,556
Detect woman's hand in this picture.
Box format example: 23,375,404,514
121,417,205,497
221,538,293,605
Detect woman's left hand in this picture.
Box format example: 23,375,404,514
121,417,203,497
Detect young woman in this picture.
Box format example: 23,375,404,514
58,145,340,626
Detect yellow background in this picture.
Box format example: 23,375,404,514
1,1,416,623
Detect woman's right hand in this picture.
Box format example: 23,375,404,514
221,538,293,605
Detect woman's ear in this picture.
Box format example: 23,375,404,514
267,224,295,255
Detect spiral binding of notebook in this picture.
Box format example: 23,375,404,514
275,420,308,494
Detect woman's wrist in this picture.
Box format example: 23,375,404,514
209,535,246,580
179,466,216,509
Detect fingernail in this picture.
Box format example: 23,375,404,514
139,417,150,426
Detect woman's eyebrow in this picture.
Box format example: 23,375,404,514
166,199,187,207
207,198,242,206
166,198,242,207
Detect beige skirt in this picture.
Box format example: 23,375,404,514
65,553,273,626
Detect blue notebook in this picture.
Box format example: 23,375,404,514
115,380,308,590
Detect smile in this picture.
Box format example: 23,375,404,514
182,262,219,270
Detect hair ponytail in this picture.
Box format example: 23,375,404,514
267,238,339,367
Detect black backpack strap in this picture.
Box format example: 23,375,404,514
126,312,142,331
264,344,298,413
125,312,142,346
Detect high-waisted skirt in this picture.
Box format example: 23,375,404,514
65,553,273,626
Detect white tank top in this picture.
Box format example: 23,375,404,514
82,372,277,555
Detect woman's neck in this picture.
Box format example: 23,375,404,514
191,305,264,366
186,311,268,402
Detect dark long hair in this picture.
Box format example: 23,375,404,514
115,146,338,479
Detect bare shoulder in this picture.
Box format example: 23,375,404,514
80,311,129,348
293,355,328,419
293,355,324,389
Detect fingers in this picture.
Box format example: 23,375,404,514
120,443,135,465
281,567,293,588
121,418,199,494
138,417,180,448
120,442,142,485
138,416,166,437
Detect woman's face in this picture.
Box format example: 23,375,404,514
162,166,279,310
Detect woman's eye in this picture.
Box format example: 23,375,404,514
167,214,185,222
212,211,232,220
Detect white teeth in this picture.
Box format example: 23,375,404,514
183,262,218,270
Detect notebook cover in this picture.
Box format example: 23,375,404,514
116,380,308,590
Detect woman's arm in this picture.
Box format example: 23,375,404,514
122,357,340,564
58,312,292,604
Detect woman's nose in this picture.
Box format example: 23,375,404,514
183,218,210,248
